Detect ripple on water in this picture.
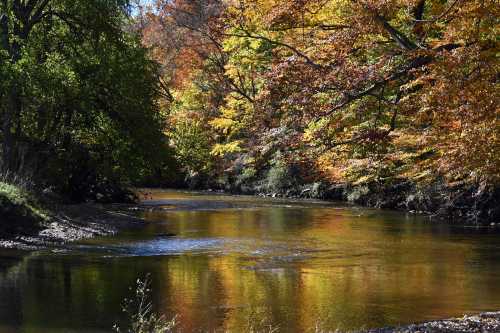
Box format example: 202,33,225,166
55,238,228,257
112,238,228,256
54,237,326,262
118,237,308,258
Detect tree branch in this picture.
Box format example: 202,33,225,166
413,0,461,23
224,28,323,69
371,12,417,50
321,42,462,117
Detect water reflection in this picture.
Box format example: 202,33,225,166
0,190,500,332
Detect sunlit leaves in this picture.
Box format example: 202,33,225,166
140,0,499,187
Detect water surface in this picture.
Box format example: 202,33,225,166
1,190,500,332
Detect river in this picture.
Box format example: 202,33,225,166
1,190,500,332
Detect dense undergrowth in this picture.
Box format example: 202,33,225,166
191,167,500,224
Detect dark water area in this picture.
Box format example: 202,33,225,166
1,190,500,332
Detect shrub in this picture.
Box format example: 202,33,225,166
265,151,291,193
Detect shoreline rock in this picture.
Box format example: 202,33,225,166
363,311,500,333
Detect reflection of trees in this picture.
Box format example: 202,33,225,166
155,208,500,331
1,206,500,332
0,251,27,330
0,253,143,332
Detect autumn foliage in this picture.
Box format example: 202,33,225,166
139,0,499,189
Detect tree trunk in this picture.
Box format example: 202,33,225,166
2,85,20,172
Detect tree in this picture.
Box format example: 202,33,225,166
138,0,499,190
223,0,499,183
0,0,170,199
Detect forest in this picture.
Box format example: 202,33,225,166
0,0,499,221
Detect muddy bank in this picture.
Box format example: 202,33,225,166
364,311,500,333
0,203,144,249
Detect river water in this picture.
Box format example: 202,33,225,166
1,190,500,332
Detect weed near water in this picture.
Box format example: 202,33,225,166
114,275,352,333
114,275,178,333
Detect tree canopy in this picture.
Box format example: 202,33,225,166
0,0,173,200
1,0,498,201
138,0,499,191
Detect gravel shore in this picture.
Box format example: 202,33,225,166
365,312,500,333
0,203,144,249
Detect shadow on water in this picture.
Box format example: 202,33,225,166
0,250,27,331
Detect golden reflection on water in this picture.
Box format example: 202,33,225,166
134,191,500,332
0,190,500,332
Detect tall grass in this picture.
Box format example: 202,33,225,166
0,169,35,193
114,275,178,333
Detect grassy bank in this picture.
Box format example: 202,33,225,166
0,181,49,238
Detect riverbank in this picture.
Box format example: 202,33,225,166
2,179,499,250
364,311,500,333
205,178,500,225
0,181,144,249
